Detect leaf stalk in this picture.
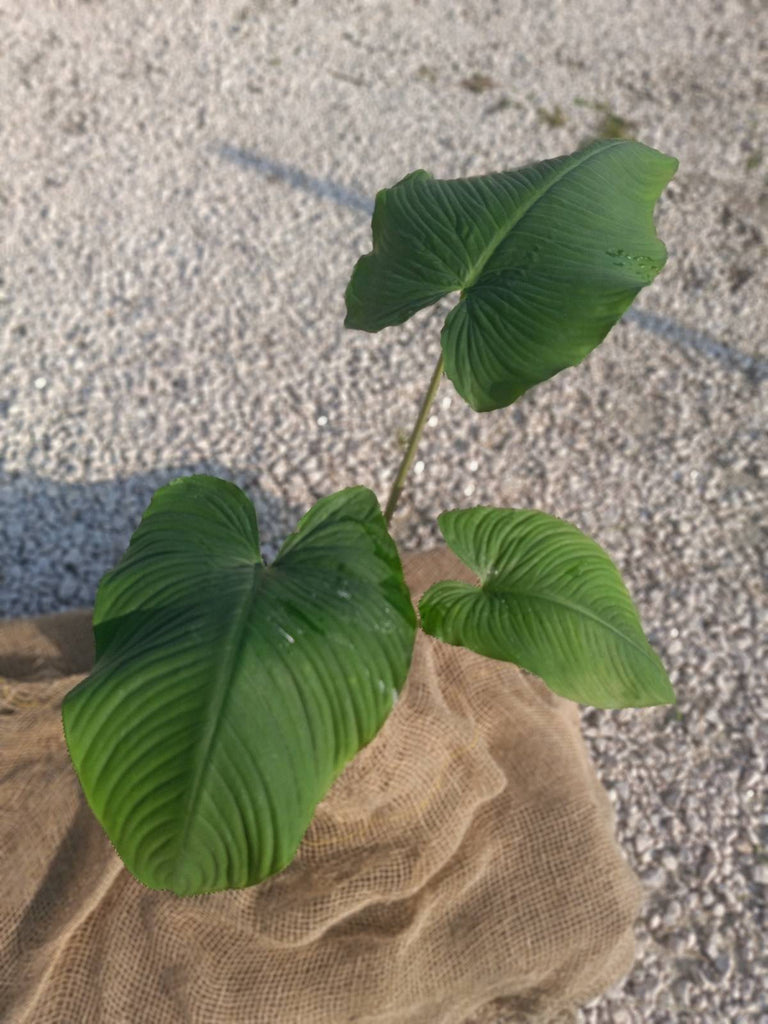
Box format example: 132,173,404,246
384,351,444,524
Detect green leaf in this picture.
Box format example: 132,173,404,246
419,507,675,709
62,477,416,895
345,140,677,411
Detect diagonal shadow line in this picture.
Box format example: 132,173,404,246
217,143,375,214
623,308,768,382
217,143,768,383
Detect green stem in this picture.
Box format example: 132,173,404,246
384,352,444,525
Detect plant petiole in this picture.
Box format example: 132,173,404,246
383,351,444,525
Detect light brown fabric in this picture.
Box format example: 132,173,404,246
0,548,642,1024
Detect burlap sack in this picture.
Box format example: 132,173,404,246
0,548,642,1024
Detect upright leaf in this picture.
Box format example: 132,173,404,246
346,140,677,411
63,477,416,895
419,507,674,708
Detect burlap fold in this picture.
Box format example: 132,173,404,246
0,548,642,1024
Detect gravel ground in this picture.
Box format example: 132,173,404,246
1,1,766,1021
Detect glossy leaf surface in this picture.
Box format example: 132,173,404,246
63,477,416,895
419,507,675,708
345,140,677,411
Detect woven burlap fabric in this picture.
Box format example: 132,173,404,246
0,548,642,1024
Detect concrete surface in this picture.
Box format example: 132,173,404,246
1,1,766,1021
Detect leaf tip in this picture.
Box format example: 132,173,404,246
391,168,433,190
656,676,677,707
435,508,452,529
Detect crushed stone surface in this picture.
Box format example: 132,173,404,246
1,1,766,1021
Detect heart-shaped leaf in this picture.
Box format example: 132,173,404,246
62,477,416,895
419,507,674,708
345,140,677,411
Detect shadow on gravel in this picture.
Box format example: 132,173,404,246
0,463,306,620
217,143,374,214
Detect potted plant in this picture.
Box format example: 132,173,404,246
61,137,678,898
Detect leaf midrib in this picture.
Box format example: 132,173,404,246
460,140,623,292
171,561,266,888
478,581,658,667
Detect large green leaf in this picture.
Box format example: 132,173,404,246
62,477,416,895
419,507,674,708
345,140,677,411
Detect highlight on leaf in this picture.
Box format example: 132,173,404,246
418,506,675,709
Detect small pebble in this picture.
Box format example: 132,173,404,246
661,851,678,872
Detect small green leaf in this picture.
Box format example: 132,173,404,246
345,140,677,411
62,477,416,895
419,507,674,709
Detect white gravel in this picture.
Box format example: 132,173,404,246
1,1,766,1021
